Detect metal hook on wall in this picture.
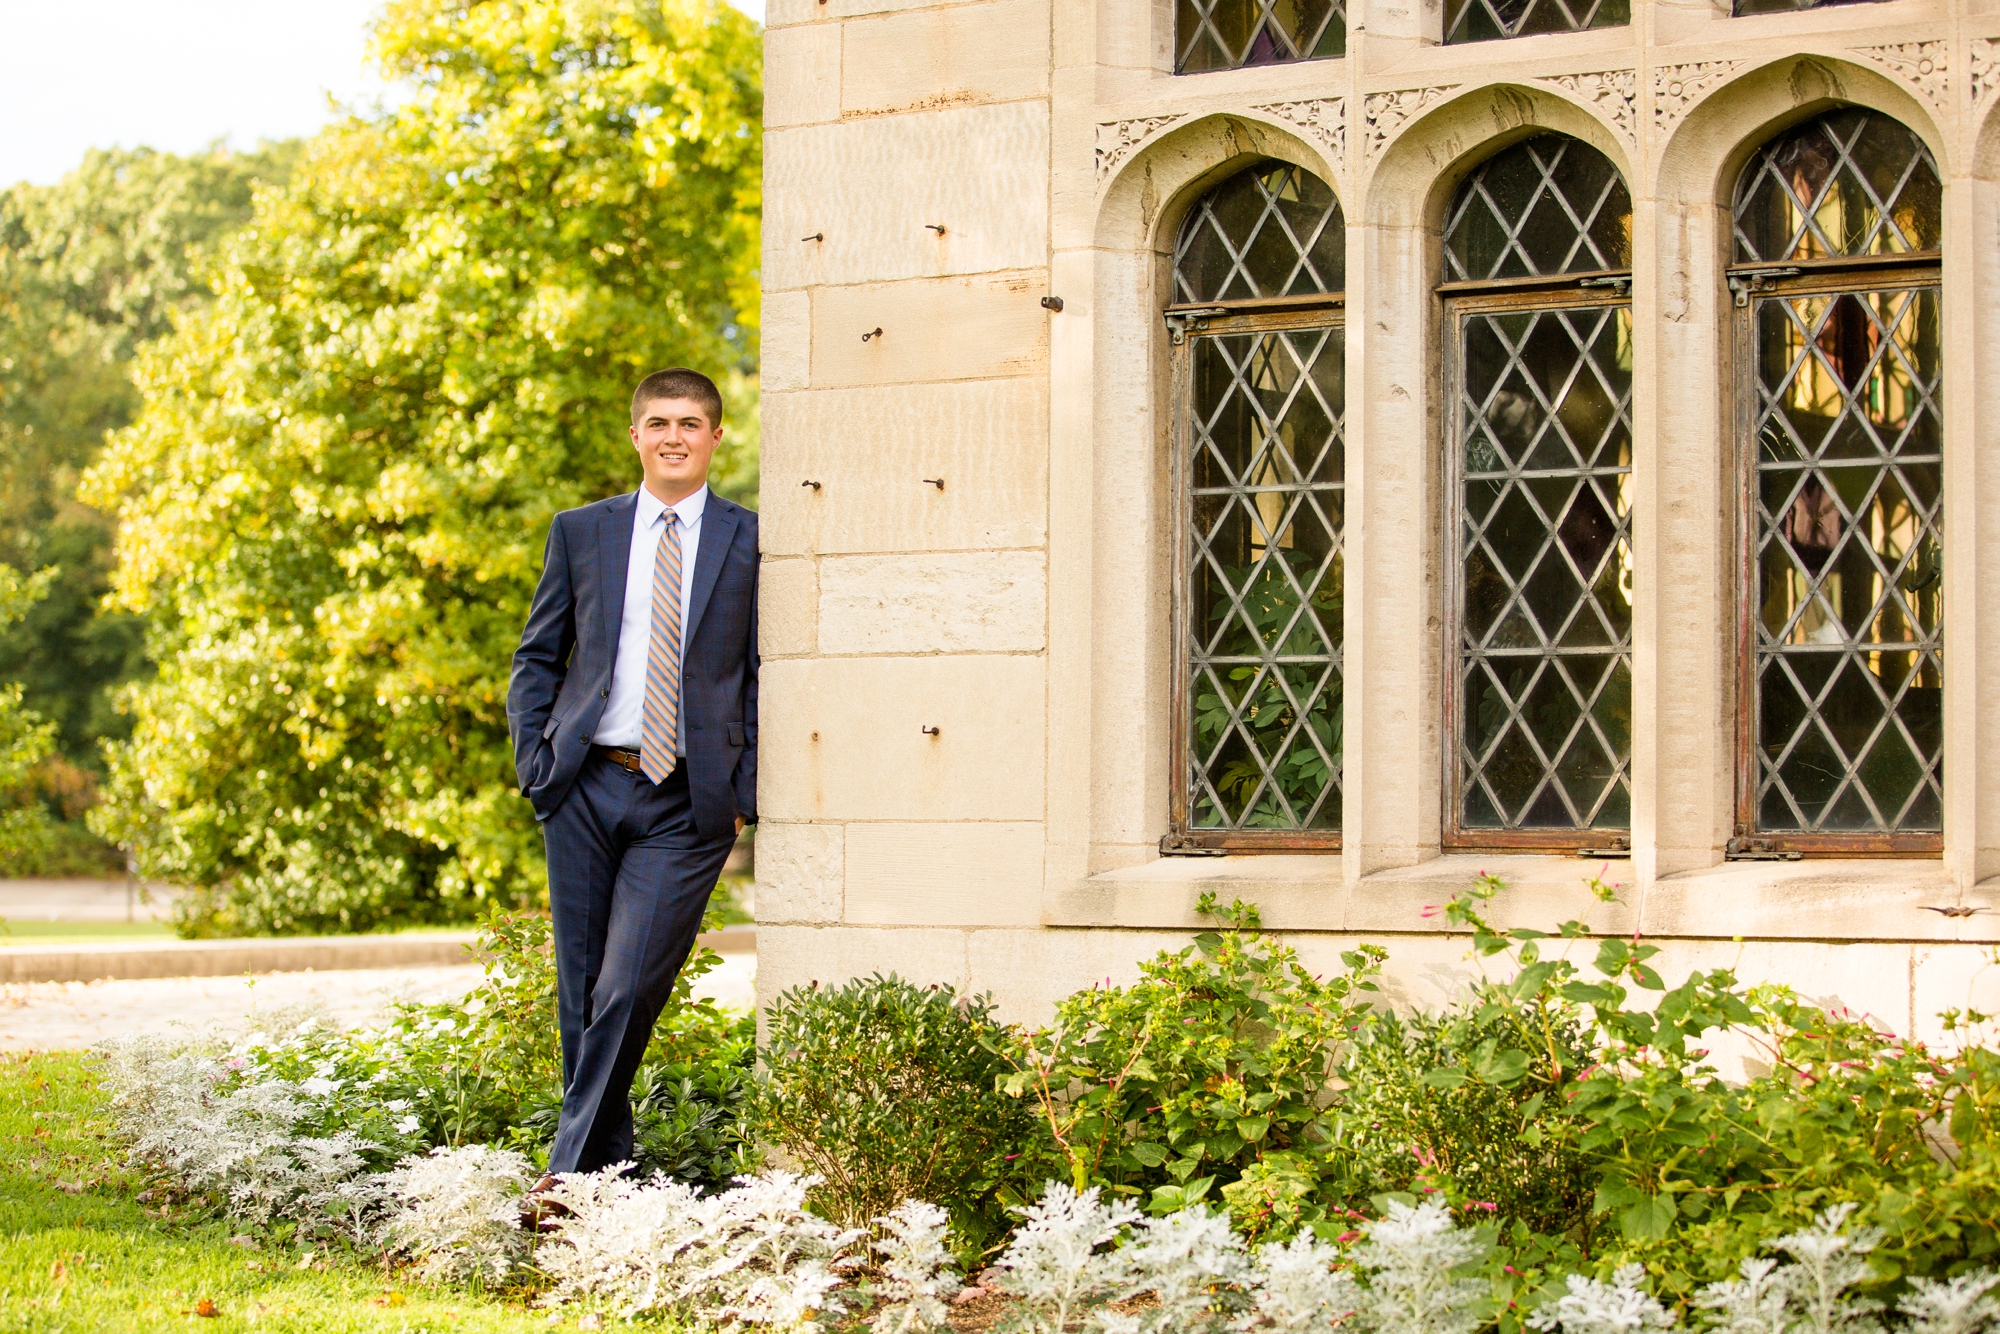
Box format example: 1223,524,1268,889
922,478,945,491
801,232,824,243
925,224,946,236
862,327,883,342
800,480,822,491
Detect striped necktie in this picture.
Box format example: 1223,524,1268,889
640,511,683,784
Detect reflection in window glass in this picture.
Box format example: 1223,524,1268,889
1444,134,1635,842
1750,287,1943,833
1175,161,1345,304
1176,0,1345,74
1443,0,1627,45
1738,108,1944,840
1733,0,1887,19
1443,134,1632,282
1187,328,1346,832
1734,108,1941,264
1172,159,1346,843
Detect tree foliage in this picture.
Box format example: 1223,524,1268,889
0,564,58,862
0,143,295,855
83,0,762,933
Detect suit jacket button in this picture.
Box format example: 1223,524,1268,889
582,734,591,743
600,687,609,697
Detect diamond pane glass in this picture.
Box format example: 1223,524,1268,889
1751,283,1942,834
1444,0,1626,44
1734,108,1941,264
1443,135,1633,282
1177,0,1346,73
1188,326,1345,832
1457,305,1634,832
1176,161,1345,304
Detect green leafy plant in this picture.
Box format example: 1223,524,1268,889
756,973,1037,1251
1001,895,1381,1235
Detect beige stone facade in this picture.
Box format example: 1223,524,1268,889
754,0,2000,1037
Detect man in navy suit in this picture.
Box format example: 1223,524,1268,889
507,367,757,1200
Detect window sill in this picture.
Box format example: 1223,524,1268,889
1048,851,1984,943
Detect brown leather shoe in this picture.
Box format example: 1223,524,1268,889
520,1174,571,1232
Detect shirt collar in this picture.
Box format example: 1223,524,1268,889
636,484,709,530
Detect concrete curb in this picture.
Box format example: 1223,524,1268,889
1,927,757,984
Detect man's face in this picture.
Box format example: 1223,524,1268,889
630,396,723,500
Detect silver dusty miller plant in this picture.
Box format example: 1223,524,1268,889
536,1168,864,1327
989,1183,1142,1334
1698,1206,1886,1334
1350,1200,1489,1334
1234,1232,1359,1334
868,1199,963,1334
1103,1206,1251,1334
377,1144,534,1285
1530,1265,1678,1334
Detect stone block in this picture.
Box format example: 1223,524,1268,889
758,556,817,658
755,822,845,924
764,22,841,129
839,0,1050,118
818,551,1046,655
967,926,1193,1024
767,0,982,25
764,104,1049,291
811,272,1049,389
760,380,1048,556
760,289,810,393
759,655,1046,821
755,926,970,1017
1911,944,2000,1047
845,822,1046,926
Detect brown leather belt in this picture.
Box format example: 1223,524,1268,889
592,745,645,774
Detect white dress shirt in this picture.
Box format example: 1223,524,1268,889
595,485,707,751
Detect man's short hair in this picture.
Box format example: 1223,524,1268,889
631,368,724,429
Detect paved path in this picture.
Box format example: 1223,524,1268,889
0,953,757,1051
0,878,179,923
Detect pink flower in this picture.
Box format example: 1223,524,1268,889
1420,905,1442,919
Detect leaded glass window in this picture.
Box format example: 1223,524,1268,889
1177,0,1346,74
1442,135,1634,848
1444,0,1626,45
1168,160,1346,850
1732,109,1943,851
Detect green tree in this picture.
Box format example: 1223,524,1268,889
0,145,298,867
0,564,58,864
83,0,762,935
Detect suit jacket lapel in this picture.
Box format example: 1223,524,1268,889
684,499,738,648
599,492,638,660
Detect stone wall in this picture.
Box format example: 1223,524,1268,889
756,0,2000,1035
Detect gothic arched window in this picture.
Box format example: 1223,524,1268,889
1176,0,1345,74
1441,133,1635,849
1444,0,1626,45
1731,108,1943,852
1166,160,1346,850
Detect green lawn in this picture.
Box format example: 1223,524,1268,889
0,1052,559,1332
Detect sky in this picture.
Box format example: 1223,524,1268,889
0,0,765,188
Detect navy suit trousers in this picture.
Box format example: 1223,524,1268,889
542,752,736,1175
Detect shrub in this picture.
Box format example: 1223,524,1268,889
378,1144,534,1285
1333,987,1595,1237
757,973,1037,1246
535,1168,865,1325
1000,894,1382,1230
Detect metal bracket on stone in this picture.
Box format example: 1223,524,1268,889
1159,834,1227,857
1576,836,1631,859
1579,275,1632,295
1727,266,1801,308
1164,306,1228,346
1725,836,1804,861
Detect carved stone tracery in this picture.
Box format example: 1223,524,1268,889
1096,115,1187,183
1252,98,1347,178
1850,41,1948,112
1363,86,1461,162
1538,69,1638,147
1652,61,1746,133
1974,39,1999,117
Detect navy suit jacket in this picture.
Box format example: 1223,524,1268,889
508,490,758,840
